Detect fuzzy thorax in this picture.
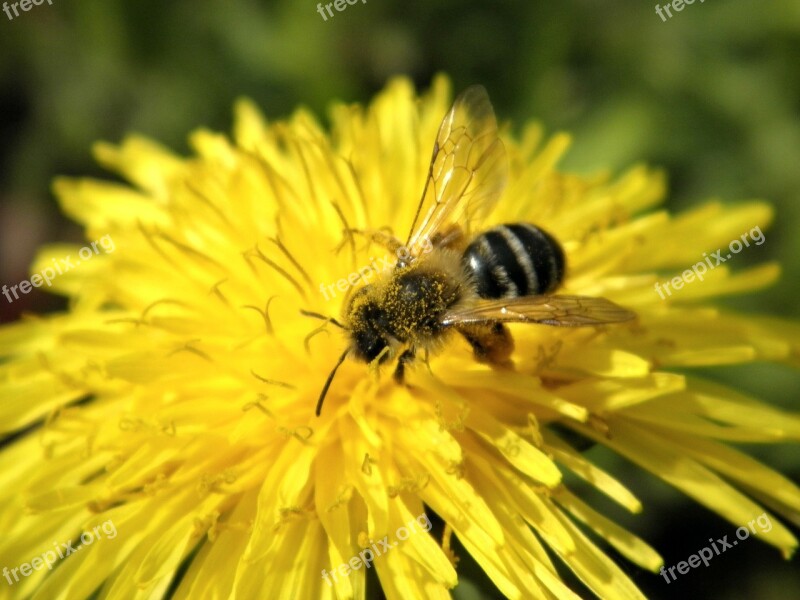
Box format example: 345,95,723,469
343,250,469,362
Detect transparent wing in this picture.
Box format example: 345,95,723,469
442,295,636,327
405,85,508,255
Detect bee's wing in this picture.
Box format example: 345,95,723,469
404,85,508,255
442,295,636,327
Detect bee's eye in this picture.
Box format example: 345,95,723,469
353,330,388,363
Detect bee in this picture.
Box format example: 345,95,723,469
307,85,635,416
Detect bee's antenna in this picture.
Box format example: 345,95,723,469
316,349,349,416
300,309,347,330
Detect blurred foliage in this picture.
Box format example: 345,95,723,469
0,0,798,598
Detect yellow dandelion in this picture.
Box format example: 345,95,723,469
1,75,799,600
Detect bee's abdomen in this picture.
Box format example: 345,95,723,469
461,223,565,298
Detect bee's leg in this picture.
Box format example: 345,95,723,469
457,323,515,368
343,227,404,256
393,347,416,384
421,348,434,374
429,224,465,251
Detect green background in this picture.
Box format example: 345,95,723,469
1,1,798,598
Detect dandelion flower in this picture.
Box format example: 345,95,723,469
1,76,799,599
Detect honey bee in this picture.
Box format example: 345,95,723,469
307,85,635,415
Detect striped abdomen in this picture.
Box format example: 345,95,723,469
461,223,566,299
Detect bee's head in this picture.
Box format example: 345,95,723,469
303,283,396,417
344,284,393,364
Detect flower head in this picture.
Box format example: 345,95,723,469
1,76,799,599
